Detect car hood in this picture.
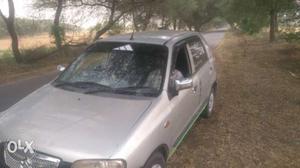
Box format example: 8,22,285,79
0,84,152,162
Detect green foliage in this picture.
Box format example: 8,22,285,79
278,5,300,43
107,23,125,35
222,0,295,34
0,18,52,38
0,50,16,65
0,18,78,38
90,21,125,36
0,50,13,59
166,0,220,30
281,32,300,43
50,25,65,48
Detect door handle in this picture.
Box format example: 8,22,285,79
199,81,202,96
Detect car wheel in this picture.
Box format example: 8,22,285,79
201,88,215,118
144,152,166,168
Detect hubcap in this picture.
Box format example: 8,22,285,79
152,164,162,168
208,92,214,114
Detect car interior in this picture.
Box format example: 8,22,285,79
175,46,191,78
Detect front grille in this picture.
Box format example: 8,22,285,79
0,143,9,168
0,142,71,168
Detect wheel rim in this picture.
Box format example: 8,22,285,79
208,92,214,114
152,164,162,168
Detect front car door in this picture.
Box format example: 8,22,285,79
167,40,201,151
186,36,211,108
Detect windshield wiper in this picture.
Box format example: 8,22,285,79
116,86,154,91
114,86,157,96
54,81,111,90
54,81,78,87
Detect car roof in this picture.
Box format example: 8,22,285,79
98,30,198,45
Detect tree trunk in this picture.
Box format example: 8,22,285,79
269,9,276,42
54,0,63,27
132,12,140,31
53,0,64,49
172,19,177,30
141,6,153,31
93,14,124,41
274,12,278,32
0,0,22,62
93,22,115,41
93,0,125,41
7,21,21,62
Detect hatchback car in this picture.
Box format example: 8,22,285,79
0,31,217,168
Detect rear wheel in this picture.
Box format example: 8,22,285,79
201,89,215,118
144,152,166,168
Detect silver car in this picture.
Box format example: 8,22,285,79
0,31,217,168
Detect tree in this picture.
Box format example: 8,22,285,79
131,0,162,31
165,0,220,31
92,0,125,41
53,0,65,49
223,0,295,42
279,4,300,43
67,0,134,41
0,0,22,62
33,0,66,49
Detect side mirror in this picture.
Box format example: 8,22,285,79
175,78,193,91
57,65,66,72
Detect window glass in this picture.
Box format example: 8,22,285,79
55,42,168,97
187,38,208,70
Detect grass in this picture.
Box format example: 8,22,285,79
0,32,90,51
0,34,54,51
168,32,300,167
0,45,85,84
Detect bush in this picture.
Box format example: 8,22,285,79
50,25,65,48
280,32,300,43
0,50,15,63
21,46,56,62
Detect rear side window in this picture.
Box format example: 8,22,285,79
187,37,208,70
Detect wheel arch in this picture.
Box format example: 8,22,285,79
141,144,169,168
153,144,169,160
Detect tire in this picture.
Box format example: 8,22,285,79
144,152,166,168
201,88,215,118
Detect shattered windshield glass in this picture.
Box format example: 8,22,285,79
54,42,168,96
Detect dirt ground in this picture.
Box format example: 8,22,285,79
168,33,300,168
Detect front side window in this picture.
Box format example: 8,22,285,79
187,38,208,70
54,42,168,97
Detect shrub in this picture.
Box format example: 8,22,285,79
280,32,300,43
21,46,56,62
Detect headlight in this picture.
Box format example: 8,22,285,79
71,159,126,168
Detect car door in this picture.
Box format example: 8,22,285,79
168,41,201,147
186,37,211,108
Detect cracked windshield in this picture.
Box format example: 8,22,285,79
55,43,168,96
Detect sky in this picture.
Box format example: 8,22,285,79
0,0,34,18
0,0,100,28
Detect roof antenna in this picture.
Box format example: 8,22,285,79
130,29,135,40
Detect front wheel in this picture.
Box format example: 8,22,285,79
144,152,166,168
201,89,215,118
